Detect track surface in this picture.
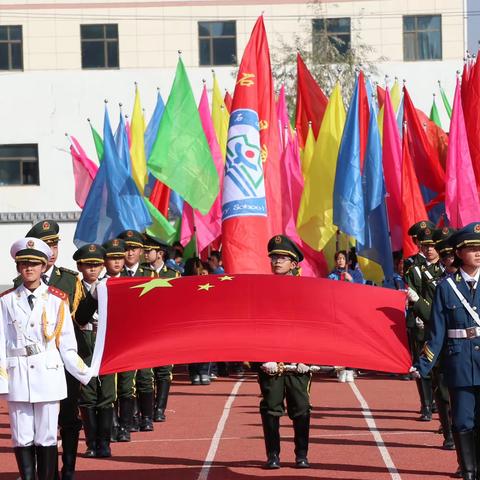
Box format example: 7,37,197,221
0,371,458,479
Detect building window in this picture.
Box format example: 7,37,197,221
312,18,351,56
81,24,119,69
198,21,236,66
0,25,23,71
0,144,39,186
403,15,442,61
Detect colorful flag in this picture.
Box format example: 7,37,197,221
69,135,98,209
224,91,233,113
297,83,346,251
445,78,480,228
300,123,315,178
430,96,442,128
88,120,104,163
130,87,148,195
382,88,403,251
144,197,176,244
333,74,365,244
92,276,411,375
212,75,230,160
74,106,151,247
144,90,165,159
222,16,279,273
438,82,452,119
114,110,132,174
295,53,328,148
277,85,292,149
149,58,219,215
401,123,428,258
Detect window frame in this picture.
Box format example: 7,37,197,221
0,25,23,71
198,20,237,67
0,144,39,187
403,14,442,61
312,17,352,57
80,23,119,70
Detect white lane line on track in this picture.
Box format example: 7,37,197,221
196,379,244,480
349,382,402,480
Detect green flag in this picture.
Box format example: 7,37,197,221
89,121,104,163
439,84,452,119
429,98,442,128
144,198,177,244
148,58,219,215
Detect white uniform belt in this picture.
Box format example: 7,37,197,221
8,343,45,357
447,327,480,339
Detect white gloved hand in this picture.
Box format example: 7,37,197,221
409,366,421,379
415,317,425,329
407,287,420,303
296,363,310,374
261,362,278,375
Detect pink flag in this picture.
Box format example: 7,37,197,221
69,136,98,209
180,201,195,247
125,118,132,148
445,78,480,228
382,89,403,251
276,85,292,150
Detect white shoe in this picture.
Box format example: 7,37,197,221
337,370,347,383
346,370,355,383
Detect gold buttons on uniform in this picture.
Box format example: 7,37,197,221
475,346,480,351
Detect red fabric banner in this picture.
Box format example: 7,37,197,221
93,275,411,376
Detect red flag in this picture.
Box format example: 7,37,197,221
222,16,281,273
149,181,170,218
358,71,370,171
223,91,232,113
295,53,328,148
376,85,386,110
403,87,445,194
93,276,411,375
402,124,428,258
416,109,448,171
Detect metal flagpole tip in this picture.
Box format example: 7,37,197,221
156,86,160,91
178,50,182,56
308,120,312,126
211,68,215,74
402,78,406,84
119,102,123,108
64,132,68,137
104,99,108,104
87,118,91,123
202,78,206,84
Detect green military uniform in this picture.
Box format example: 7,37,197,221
73,244,116,459
115,230,156,440
142,234,178,422
257,235,311,470
24,220,84,480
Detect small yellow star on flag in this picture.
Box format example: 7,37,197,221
131,278,174,297
198,283,214,291
219,275,234,281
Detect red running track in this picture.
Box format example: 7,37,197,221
0,371,457,479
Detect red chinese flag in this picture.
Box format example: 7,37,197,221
295,53,328,148
401,126,428,258
92,275,411,375
224,91,233,113
222,16,282,274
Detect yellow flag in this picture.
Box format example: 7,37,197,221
390,79,401,113
297,83,346,251
130,87,148,195
212,76,229,160
357,256,384,285
300,123,315,178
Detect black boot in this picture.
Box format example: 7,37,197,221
59,428,79,480
111,402,119,442
435,396,454,450
131,398,140,432
453,430,477,480
36,446,58,480
139,391,154,432
96,407,113,458
14,445,36,480
293,414,311,468
154,379,171,422
416,377,433,421
79,407,97,458
117,397,134,442
261,414,281,469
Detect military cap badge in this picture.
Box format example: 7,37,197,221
274,235,282,244
420,221,427,229
112,239,119,247
88,244,96,252
42,221,50,231
127,231,133,238
475,224,480,233
27,240,35,248
442,227,449,234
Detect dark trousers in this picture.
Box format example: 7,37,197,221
188,363,210,377
450,386,480,432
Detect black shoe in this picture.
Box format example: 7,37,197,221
295,457,310,468
140,417,154,432
200,374,211,385
79,407,97,458
453,430,477,480
138,392,154,432
154,408,166,422
36,445,58,480
14,446,36,480
442,436,455,450
59,427,80,480
96,408,113,458
431,400,438,414
117,426,131,442
96,440,112,458
154,379,170,422
192,375,201,385
419,406,432,422
265,454,280,469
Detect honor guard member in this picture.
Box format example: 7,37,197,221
116,230,156,440
24,220,84,480
404,220,436,271
407,227,454,449
413,223,480,480
142,234,178,422
73,244,116,459
0,238,91,480
256,235,311,470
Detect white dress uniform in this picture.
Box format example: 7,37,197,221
0,248,92,448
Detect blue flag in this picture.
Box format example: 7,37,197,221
114,112,131,174
74,106,151,247
333,75,365,244
145,90,165,160
357,103,394,281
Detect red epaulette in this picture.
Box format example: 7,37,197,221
0,287,14,298
48,285,68,301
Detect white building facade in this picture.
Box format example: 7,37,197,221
0,0,474,285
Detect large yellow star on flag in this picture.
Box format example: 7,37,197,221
219,275,234,281
131,278,174,297
198,283,214,291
